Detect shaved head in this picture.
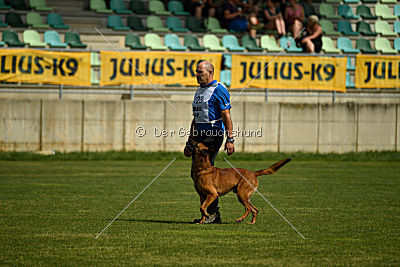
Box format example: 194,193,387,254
196,61,215,87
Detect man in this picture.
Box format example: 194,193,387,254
184,60,235,224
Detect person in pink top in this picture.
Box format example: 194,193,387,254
284,0,305,42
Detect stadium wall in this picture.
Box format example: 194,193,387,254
0,99,398,153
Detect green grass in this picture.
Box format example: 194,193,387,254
0,158,399,265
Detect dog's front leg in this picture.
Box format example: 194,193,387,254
199,193,218,223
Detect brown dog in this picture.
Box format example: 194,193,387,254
189,140,291,224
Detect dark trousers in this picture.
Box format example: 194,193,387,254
192,134,224,214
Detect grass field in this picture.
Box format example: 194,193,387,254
0,153,399,265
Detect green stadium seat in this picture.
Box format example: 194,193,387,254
338,37,360,53
130,0,151,14
23,29,46,47
125,33,146,50
222,35,245,52
44,30,67,48
0,41,4,47
6,12,27,27
166,17,188,32
322,36,340,53
395,5,400,17
90,0,112,13
110,0,132,14
394,38,400,52
375,20,396,36
168,1,190,15
361,0,377,3
320,4,340,19
48,13,69,29
220,70,231,87
147,15,169,32
301,2,317,17
186,17,207,32
280,36,302,52
260,35,281,52
107,15,130,31
127,16,148,31
0,0,12,9
91,52,100,66
149,0,171,15
223,54,232,68
65,32,87,48
203,34,225,51
346,57,355,70
29,0,53,11
381,0,396,4
338,20,359,36
344,0,360,3
346,73,355,88
205,17,228,33
375,37,397,53
393,21,400,35
375,4,396,19
144,33,167,50
10,0,30,10
3,30,25,46
326,0,341,3
356,38,378,53
241,35,263,51
0,16,8,27
320,20,340,36
356,5,377,19
164,33,186,51
184,35,205,51
338,4,360,19
357,21,377,36
27,12,51,29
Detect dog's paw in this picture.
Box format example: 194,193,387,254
236,219,243,223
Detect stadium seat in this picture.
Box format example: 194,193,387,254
186,17,207,32
107,15,130,31
322,36,340,53
29,0,53,11
280,36,302,52
338,37,360,53
222,35,245,52
205,17,228,33
346,73,355,88
144,33,167,50
91,52,100,66
375,37,397,53
361,0,377,3
149,0,171,15
338,4,360,19
356,38,378,53
0,15,7,27
184,35,205,51
357,21,377,36
44,30,67,48
338,20,359,35
147,15,169,32
223,54,232,69
241,35,263,51
320,20,340,36
260,35,281,52
27,12,50,29
344,0,360,3
65,32,87,48
394,21,400,34
127,16,148,31
395,5,400,17
356,5,377,19
375,20,396,36
220,70,231,87
125,33,146,50
381,0,396,4
301,2,318,17
6,12,27,27
23,29,46,47
394,38,400,52
164,33,186,51
130,0,150,14
346,57,356,70
3,30,25,46
9,0,30,10
110,0,132,14
166,17,188,32
168,1,190,15
47,13,69,29
326,0,341,4
90,0,112,13
375,4,396,19
319,4,340,19
0,0,11,10
203,34,225,51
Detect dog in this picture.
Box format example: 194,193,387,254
188,140,291,224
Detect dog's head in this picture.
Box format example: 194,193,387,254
189,139,209,157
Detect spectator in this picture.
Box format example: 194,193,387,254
284,0,305,40
188,0,205,20
264,0,286,36
204,0,224,18
300,15,322,53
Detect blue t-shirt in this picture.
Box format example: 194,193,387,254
192,80,231,133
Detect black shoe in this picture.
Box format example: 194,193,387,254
192,211,222,224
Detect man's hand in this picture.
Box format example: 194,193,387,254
184,142,192,157
224,142,235,156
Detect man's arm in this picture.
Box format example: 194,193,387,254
221,109,235,156
184,118,196,157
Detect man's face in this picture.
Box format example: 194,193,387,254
196,63,211,87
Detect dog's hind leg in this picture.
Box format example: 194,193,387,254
248,201,259,224
235,193,252,223
199,193,218,223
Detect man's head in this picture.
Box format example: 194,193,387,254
196,60,214,87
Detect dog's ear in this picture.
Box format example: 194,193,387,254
200,149,208,156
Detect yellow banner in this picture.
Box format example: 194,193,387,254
0,49,91,86
231,55,347,92
355,55,400,88
100,51,222,86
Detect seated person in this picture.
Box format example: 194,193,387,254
188,0,205,20
284,0,305,40
264,0,286,36
224,0,262,38
300,15,322,53
204,0,225,18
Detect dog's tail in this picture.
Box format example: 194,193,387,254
255,158,291,177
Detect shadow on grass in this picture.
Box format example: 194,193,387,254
113,218,231,225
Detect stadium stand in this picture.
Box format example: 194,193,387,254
166,16,188,32
375,4,396,19
186,17,207,32
3,30,25,46
356,5,377,19
394,21,400,34
320,20,340,35
0,0,12,10
394,39,400,52
23,29,46,47
125,33,146,50
260,35,281,52
10,0,30,10
322,36,340,53
129,0,151,14
338,37,360,53
222,35,245,52
168,1,189,16
27,12,50,28
203,34,225,52
184,35,205,51
110,0,132,14
395,5,400,17
223,54,232,69
220,70,231,87
356,38,378,54
375,20,397,36
205,17,228,33
44,30,67,48
65,32,87,48
90,0,112,13
47,13,69,29
338,4,360,19
0,16,7,27
107,15,129,31
6,12,27,27
149,0,171,15
346,57,356,70
320,4,340,19
241,35,263,52
338,20,360,35
375,37,397,53
147,15,169,32
30,0,53,11
280,36,302,52
165,33,186,51
357,21,377,36
144,33,167,50
127,16,148,31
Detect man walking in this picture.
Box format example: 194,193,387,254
184,60,235,224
